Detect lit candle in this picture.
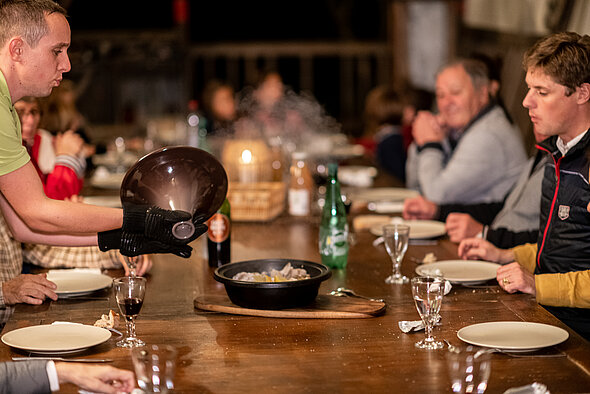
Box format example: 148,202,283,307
239,149,256,183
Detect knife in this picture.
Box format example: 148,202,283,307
12,357,113,363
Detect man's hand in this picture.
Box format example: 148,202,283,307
458,238,514,264
445,213,484,243
403,196,438,220
412,111,446,146
54,130,84,157
123,204,198,244
119,232,193,258
497,262,536,295
55,363,135,394
2,274,57,305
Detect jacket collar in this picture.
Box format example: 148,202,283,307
536,129,590,158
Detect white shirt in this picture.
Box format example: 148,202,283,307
556,129,588,156
46,360,60,391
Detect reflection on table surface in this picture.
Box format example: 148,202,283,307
1,213,590,393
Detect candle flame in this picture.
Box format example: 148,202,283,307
241,149,253,164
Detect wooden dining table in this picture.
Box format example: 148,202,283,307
1,211,590,393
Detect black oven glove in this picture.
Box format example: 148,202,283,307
122,204,206,245
98,229,193,258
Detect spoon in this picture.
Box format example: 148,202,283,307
329,287,384,302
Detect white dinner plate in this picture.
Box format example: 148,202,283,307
351,187,419,203
83,195,121,208
90,172,125,189
457,321,569,352
338,166,378,187
370,220,446,239
47,270,113,296
415,260,500,285
1,324,111,354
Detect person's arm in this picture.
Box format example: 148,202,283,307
437,201,504,223
0,162,122,235
0,360,51,393
511,243,538,273
44,161,83,200
55,363,135,393
485,228,539,250
0,192,98,246
535,269,590,308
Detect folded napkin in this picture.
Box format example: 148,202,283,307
368,201,404,213
51,321,83,326
503,383,549,394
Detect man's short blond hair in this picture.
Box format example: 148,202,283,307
0,0,67,49
523,32,590,96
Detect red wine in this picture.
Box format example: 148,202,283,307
118,297,143,317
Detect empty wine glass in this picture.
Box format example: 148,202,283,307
382,224,410,284
447,346,491,393
411,276,445,349
114,276,146,348
132,344,178,393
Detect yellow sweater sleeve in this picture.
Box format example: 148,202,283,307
511,243,537,274
512,243,590,308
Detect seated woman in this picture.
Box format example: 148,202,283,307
14,97,150,275
201,80,237,136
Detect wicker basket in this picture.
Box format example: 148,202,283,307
227,181,286,222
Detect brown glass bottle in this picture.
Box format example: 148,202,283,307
207,199,231,267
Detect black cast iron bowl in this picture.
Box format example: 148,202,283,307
214,259,331,310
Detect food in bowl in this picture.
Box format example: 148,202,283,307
214,259,331,309
232,263,310,282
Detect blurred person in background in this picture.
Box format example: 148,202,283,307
358,85,406,181
201,79,237,136
360,85,435,182
39,78,96,170
403,129,547,248
405,58,526,204
16,96,85,199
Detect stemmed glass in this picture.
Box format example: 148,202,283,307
382,224,410,284
123,255,142,277
114,276,146,348
447,346,491,393
411,276,445,349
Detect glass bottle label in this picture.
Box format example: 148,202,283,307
207,213,230,242
319,226,349,257
288,189,311,216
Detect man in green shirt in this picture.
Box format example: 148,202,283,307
0,1,205,303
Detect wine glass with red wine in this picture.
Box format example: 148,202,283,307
114,276,147,348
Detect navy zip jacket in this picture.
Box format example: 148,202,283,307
536,130,590,338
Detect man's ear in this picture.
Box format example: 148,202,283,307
7,38,24,61
576,83,590,104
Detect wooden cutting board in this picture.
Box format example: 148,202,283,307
194,294,386,319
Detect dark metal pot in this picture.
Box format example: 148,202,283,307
214,259,331,310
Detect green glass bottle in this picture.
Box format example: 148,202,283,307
319,163,349,269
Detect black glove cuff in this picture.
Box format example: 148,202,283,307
122,204,148,234
98,228,122,252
